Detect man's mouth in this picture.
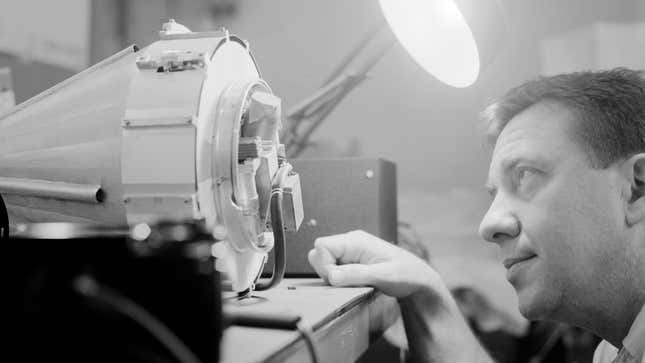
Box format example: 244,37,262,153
503,254,537,269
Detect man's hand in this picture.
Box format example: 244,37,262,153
309,230,493,362
307,230,441,298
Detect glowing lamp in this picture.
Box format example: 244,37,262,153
284,0,507,155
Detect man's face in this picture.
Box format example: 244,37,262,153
479,101,628,321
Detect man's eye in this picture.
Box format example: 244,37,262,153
515,167,540,194
517,168,535,181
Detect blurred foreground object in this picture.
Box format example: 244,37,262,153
4,221,220,363
0,20,303,293
283,0,507,157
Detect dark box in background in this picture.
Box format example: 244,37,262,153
265,157,397,276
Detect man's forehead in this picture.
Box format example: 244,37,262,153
486,101,580,180
497,101,577,143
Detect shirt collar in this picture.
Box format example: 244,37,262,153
622,304,645,360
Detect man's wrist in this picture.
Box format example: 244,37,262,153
397,282,492,363
398,280,460,318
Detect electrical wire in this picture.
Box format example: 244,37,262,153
254,163,292,291
73,275,202,363
226,311,319,363
219,163,292,295
297,320,320,363
254,188,285,291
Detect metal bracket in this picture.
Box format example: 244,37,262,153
136,50,207,72
123,109,195,128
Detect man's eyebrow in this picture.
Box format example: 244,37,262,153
484,156,550,196
484,157,527,197
500,157,522,173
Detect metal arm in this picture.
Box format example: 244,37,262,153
282,21,395,158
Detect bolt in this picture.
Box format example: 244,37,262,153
365,169,374,179
307,219,317,227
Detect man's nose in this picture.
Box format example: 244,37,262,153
479,202,520,244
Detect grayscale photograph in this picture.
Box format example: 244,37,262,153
1,1,643,362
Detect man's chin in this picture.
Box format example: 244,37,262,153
518,301,542,320
516,289,556,321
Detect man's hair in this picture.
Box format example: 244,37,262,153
482,68,645,168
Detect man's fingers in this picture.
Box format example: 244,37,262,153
309,230,402,289
313,230,384,264
326,264,374,287
313,233,349,261
308,248,333,282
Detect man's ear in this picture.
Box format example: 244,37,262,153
622,153,645,226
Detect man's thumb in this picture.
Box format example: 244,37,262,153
327,264,373,287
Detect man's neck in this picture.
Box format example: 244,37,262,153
576,297,644,347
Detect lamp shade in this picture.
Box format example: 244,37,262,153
379,0,506,87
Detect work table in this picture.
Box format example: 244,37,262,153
221,278,399,363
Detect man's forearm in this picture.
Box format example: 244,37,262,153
398,284,493,363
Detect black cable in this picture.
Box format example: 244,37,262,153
222,164,292,295
0,194,8,240
254,189,285,291
296,320,320,363
73,275,202,363
226,311,319,363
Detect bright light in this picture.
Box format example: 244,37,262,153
379,0,480,87
131,223,152,241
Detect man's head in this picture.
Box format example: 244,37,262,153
484,68,645,168
478,68,645,332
